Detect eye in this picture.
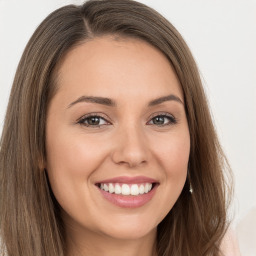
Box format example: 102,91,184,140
148,113,177,126
77,114,110,128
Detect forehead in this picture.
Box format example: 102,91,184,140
54,36,183,104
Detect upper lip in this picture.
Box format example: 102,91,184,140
95,176,159,184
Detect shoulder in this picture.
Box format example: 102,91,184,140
220,228,241,256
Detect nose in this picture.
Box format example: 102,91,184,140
111,123,150,168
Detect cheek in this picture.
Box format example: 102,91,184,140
45,129,113,222
46,128,108,179
153,130,190,177
161,143,189,194
45,126,110,206
151,130,190,217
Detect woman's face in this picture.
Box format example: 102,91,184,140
45,36,190,240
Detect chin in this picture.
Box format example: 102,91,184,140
102,225,156,240
96,215,158,240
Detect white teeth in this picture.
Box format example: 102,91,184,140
108,183,115,193
115,184,122,194
121,184,130,195
144,183,149,193
103,184,109,192
99,183,153,196
130,184,139,195
139,184,145,194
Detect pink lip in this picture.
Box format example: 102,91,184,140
95,176,159,208
96,175,158,184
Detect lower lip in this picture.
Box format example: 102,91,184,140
97,185,158,208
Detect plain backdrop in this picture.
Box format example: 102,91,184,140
0,0,255,255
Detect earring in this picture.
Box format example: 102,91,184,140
187,163,193,194
189,182,193,194
187,166,193,194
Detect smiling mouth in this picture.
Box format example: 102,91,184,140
96,182,157,196
95,176,159,208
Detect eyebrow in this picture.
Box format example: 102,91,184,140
68,96,116,108
67,94,183,108
148,94,183,106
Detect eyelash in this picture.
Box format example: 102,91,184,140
77,112,177,128
77,113,109,128
148,112,177,126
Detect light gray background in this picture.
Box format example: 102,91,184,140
0,0,255,255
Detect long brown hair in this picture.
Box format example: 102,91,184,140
0,0,233,255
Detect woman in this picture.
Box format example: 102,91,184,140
0,0,239,255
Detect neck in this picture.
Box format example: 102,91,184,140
65,226,157,256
